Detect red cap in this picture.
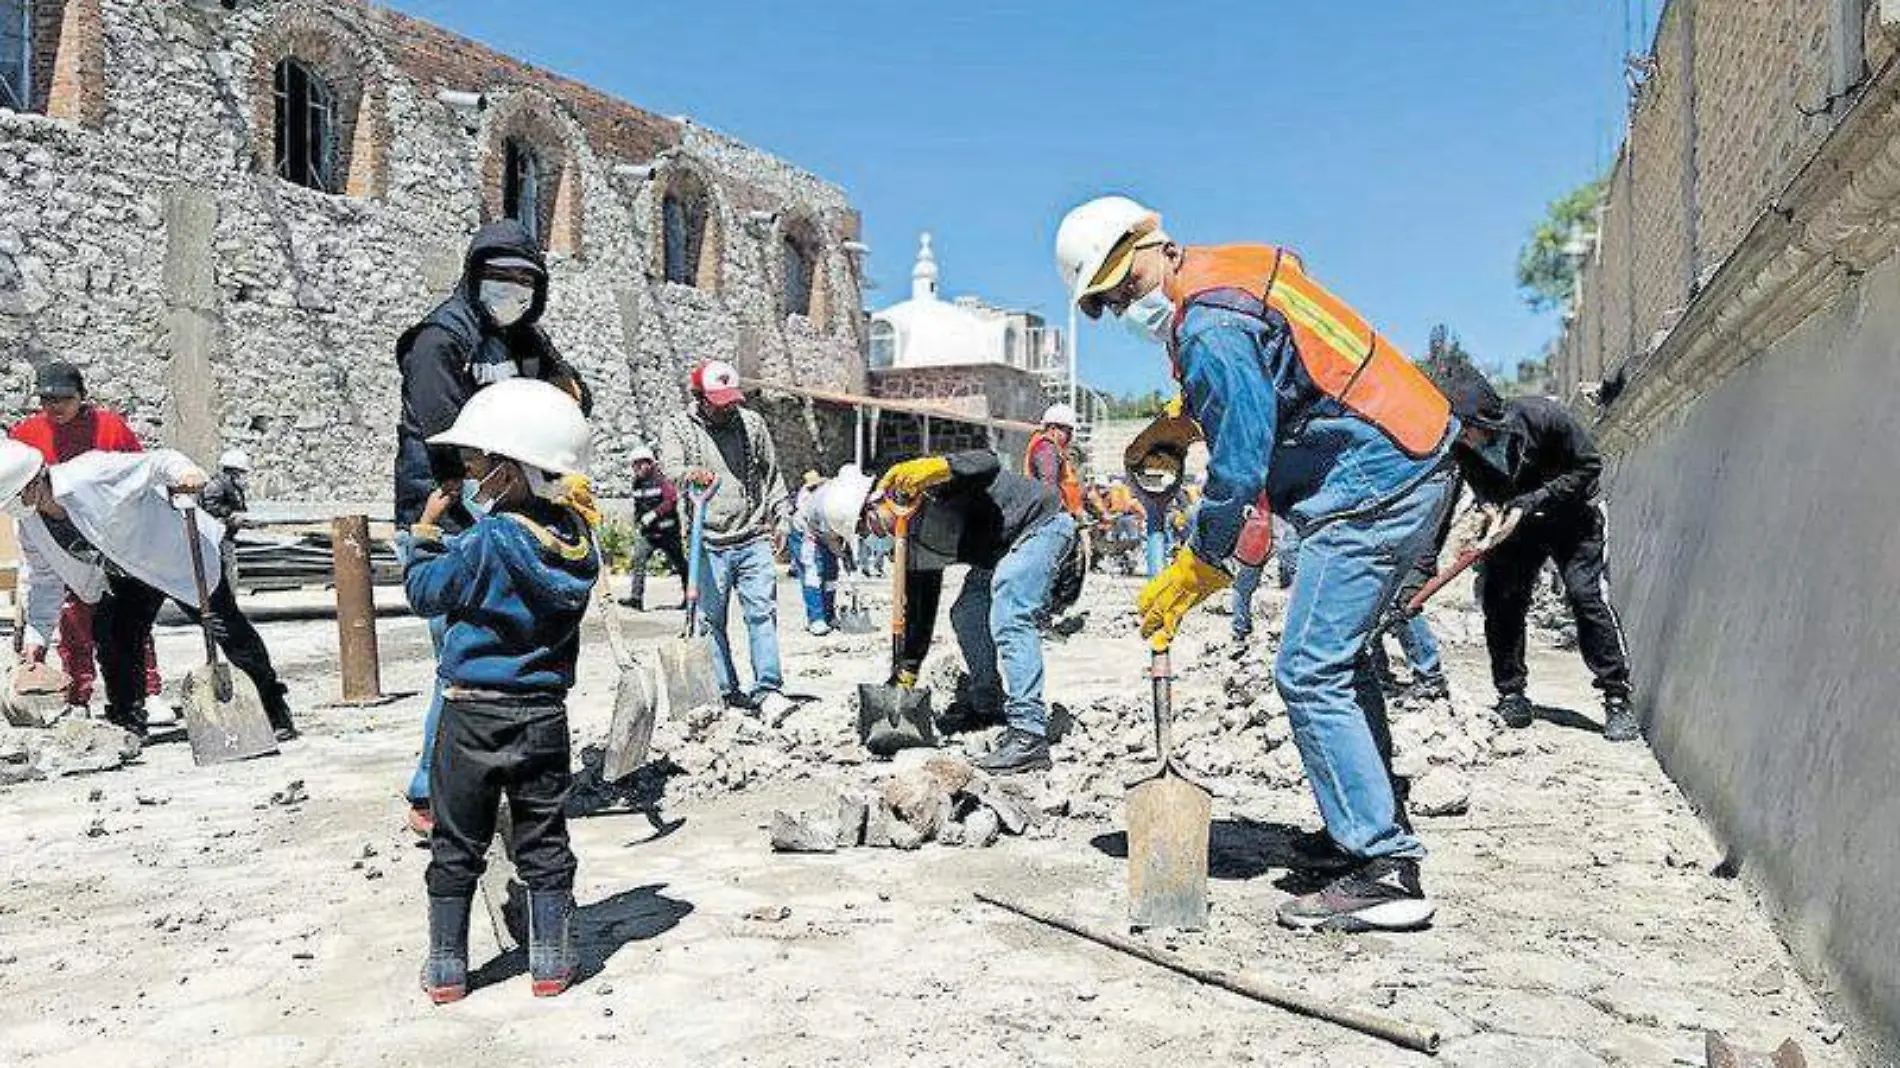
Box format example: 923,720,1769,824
690,360,745,407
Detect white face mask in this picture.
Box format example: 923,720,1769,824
478,280,535,328
1119,285,1174,345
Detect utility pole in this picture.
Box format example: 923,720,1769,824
1067,303,1078,411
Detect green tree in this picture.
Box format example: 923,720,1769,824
1516,176,1606,313
1420,323,1481,391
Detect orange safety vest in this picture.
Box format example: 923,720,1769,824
1164,245,1451,459
1025,429,1084,515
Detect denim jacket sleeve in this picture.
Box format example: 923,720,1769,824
1178,308,1278,565
401,524,489,618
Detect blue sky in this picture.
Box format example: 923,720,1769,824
386,1,1656,396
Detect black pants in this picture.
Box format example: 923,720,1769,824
425,697,576,899
628,523,689,605
1475,506,1631,699
93,572,289,729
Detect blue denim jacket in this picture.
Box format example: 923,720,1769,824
1177,302,1455,565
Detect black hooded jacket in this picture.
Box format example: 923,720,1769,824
394,220,593,526
1447,376,1602,521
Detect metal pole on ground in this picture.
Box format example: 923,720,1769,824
331,514,384,704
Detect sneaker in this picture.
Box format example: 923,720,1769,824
972,727,1052,775
1495,692,1533,729
1276,856,1435,932
1602,695,1640,742
755,691,795,726
1227,633,1253,660
1410,674,1449,702
1284,828,1357,875
406,800,435,838
807,620,832,637
722,691,756,712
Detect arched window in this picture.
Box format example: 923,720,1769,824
273,57,339,192
1003,323,1022,368
662,189,707,287
502,138,543,245
868,320,897,370
0,0,28,112
782,232,814,318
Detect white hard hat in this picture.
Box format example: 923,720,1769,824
628,443,656,464
1041,403,1078,429
1054,195,1161,305
429,378,592,476
0,439,45,503
218,448,252,472
817,464,876,542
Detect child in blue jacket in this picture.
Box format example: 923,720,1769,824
401,379,599,1004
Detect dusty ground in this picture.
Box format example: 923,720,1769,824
0,569,1857,1067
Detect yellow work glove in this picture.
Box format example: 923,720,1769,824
1137,550,1231,649
879,456,952,499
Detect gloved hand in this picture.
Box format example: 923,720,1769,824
878,456,952,500
890,669,918,689
1136,550,1231,648
1474,504,1525,551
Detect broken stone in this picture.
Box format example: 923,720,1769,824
967,777,1035,835
936,818,966,847
745,905,791,923
769,809,839,854
888,820,926,851
269,780,307,806
881,757,971,839
964,807,1001,848
835,790,868,848
134,790,169,806
26,720,140,778
1411,767,1471,817
863,799,895,848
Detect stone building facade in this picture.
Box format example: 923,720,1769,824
1550,2,1900,1059
0,0,866,507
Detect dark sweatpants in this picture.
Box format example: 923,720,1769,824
93,572,289,730
425,696,576,899
627,523,689,606
1474,505,1632,699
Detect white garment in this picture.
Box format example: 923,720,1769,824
16,450,220,648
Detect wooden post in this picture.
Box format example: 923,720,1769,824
331,514,383,704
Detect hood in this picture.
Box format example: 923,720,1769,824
494,504,599,617
460,220,550,329
1444,373,1508,431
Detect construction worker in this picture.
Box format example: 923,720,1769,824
623,444,689,612
791,468,840,636
786,469,823,582
1025,403,1084,516
8,360,162,716
394,218,593,835
201,448,252,594
402,379,598,1004
815,452,1081,771
1057,195,1455,932
1443,375,1636,740
658,359,792,723
0,439,294,741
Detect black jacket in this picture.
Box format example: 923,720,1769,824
393,220,593,527
898,450,1065,670
1450,394,1602,520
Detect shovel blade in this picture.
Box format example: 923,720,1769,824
1126,769,1213,931
478,799,526,954
856,683,936,756
601,662,659,781
835,608,877,635
658,635,723,716
180,663,279,766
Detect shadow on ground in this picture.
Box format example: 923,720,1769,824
468,882,694,993
1089,817,1322,881
1533,704,1602,733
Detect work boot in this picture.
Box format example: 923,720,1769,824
1602,694,1640,743
263,683,297,740
1495,692,1534,729
1284,828,1357,875
527,890,578,997
1410,674,1449,702
620,595,645,612
1276,856,1435,933
420,896,472,1004
103,704,149,741
973,727,1052,775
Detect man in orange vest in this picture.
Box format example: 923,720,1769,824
1023,404,1083,516
1057,195,1456,933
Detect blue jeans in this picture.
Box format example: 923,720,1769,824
1274,470,1451,860
798,534,838,625
697,537,785,698
1232,563,1263,640
948,515,1075,737
1393,614,1442,680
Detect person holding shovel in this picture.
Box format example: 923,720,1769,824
401,378,599,1005
0,439,294,741
1055,194,1455,932
815,451,1082,773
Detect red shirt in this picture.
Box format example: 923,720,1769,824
9,406,145,464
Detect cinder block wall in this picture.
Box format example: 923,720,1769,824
0,0,866,505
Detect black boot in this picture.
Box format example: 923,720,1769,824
527,890,577,997
263,683,298,741
421,896,471,1004
103,704,149,741
973,727,1052,774
1495,692,1533,729
1602,694,1640,743
1410,674,1449,702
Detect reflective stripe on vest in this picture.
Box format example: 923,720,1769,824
1025,430,1084,514
1164,244,1451,458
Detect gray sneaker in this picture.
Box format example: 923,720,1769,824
1495,692,1534,729
973,727,1052,774
1277,856,1435,933
1602,695,1640,742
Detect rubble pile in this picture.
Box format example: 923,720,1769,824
769,753,1048,853
0,720,142,785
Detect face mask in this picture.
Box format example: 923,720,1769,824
478,280,535,328
469,463,511,510
1476,434,1514,474
1118,285,1174,345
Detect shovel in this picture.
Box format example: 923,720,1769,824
176,500,279,766
1125,641,1211,931
834,573,876,635
657,480,723,716
597,583,658,781
856,499,935,756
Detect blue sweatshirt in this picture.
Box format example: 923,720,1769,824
401,500,599,696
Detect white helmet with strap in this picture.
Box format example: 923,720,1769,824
817,464,876,542
1054,195,1161,306
428,378,591,476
